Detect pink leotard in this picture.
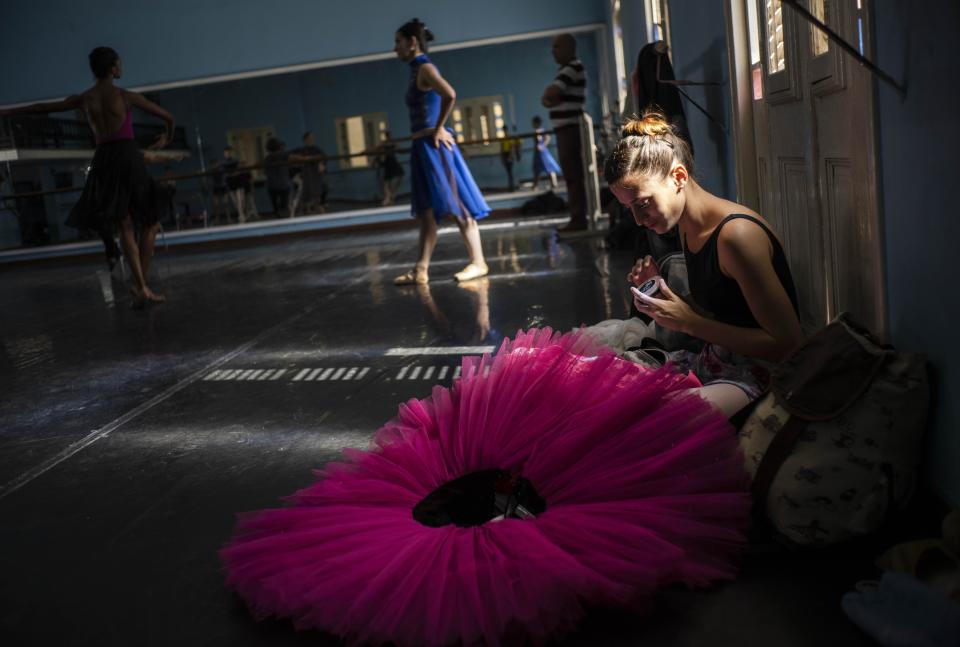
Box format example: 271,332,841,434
96,107,134,145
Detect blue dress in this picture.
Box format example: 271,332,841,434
407,54,490,221
533,128,562,176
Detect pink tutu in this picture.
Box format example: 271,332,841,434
221,328,752,646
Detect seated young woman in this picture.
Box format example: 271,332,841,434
606,111,804,418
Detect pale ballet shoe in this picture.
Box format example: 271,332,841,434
394,268,429,285
454,263,489,282
457,276,489,293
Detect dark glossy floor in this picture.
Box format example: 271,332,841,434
0,217,878,646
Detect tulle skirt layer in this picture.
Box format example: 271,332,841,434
222,328,751,646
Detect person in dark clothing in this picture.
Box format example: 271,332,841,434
0,46,174,305
264,138,292,217
632,41,693,151
290,131,328,214
222,145,256,223
606,110,802,417
207,158,231,224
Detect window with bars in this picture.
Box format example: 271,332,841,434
335,112,388,169
451,96,506,153
747,0,763,99
765,0,786,73
810,0,830,57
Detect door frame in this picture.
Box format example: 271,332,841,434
723,0,760,211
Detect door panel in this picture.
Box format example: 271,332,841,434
822,157,854,320
779,156,822,329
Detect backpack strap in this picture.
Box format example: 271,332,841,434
751,415,808,508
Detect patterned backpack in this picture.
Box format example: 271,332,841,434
739,314,930,547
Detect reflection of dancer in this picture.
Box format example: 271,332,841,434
411,278,491,343
375,131,404,205
413,282,451,338
531,115,560,190
0,47,174,305
391,18,489,285
206,159,230,225
457,277,491,342
264,138,292,218
498,128,521,191
222,328,751,646
222,146,258,223
290,132,327,215
288,166,303,218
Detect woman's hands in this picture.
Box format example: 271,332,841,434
626,254,660,286
629,255,699,332
148,133,169,150
633,278,701,335
432,127,455,150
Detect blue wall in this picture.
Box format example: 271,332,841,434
0,0,604,106
875,0,960,506
618,0,650,115
666,0,736,199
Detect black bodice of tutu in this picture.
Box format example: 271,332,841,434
413,470,547,528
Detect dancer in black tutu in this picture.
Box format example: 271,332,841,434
1,47,175,305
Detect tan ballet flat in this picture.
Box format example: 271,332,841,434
394,269,429,285
454,263,489,282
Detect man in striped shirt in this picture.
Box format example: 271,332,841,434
542,33,587,233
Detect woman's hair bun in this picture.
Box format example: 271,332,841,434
410,18,434,41
604,109,695,184
621,111,673,139
399,18,435,48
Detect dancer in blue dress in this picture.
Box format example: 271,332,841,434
393,18,490,285
531,115,561,190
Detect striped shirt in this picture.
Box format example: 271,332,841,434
549,59,586,129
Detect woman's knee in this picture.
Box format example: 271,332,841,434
418,211,437,228
451,214,477,231
698,383,752,419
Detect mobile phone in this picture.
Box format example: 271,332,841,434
630,277,661,300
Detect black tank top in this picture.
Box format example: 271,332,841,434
683,214,799,329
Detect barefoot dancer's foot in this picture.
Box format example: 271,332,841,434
454,263,488,282
394,267,429,285
130,285,166,308
142,287,165,303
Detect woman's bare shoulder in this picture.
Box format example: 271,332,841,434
82,85,125,106
721,197,762,221
716,203,780,259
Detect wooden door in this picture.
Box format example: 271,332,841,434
738,0,884,335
